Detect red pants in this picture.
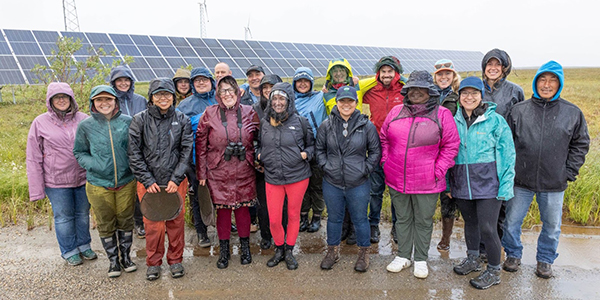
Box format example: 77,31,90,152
266,178,309,246
137,179,188,267
216,206,251,240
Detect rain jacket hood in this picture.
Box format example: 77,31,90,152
265,82,297,121
214,75,241,110
326,58,354,87
109,65,147,116
110,65,136,100
89,85,121,120
293,68,327,138
532,60,564,101
481,48,513,80
190,67,216,98
45,82,78,121
148,77,177,106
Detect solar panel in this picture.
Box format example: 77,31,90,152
0,29,484,85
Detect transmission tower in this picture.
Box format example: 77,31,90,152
199,0,209,38
62,0,81,32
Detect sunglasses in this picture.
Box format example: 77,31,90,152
435,62,453,70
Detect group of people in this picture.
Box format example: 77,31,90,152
26,48,589,289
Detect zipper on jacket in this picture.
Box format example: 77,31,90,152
403,118,416,193
464,121,472,200
108,119,118,188
536,102,548,190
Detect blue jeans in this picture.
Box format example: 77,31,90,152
502,187,564,264
45,185,92,259
323,179,371,247
368,164,396,226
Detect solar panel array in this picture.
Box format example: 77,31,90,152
0,29,484,85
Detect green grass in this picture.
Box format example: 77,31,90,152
1,68,599,228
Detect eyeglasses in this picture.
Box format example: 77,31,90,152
218,88,236,96
460,91,480,97
52,94,70,101
343,122,348,137
194,77,211,84
435,62,453,70
153,92,173,99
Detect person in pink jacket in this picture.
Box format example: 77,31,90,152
26,82,96,266
381,70,459,279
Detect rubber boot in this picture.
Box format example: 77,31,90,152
267,245,285,267
100,233,121,278
217,239,230,269
299,214,309,232
307,214,321,233
240,237,252,265
437,217,454,251
117,230,137,273
284,244,298,270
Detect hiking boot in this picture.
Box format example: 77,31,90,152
135,224,146,239
346,228,357,245
146,265,161,281
413,261,428,279
170,263,185,278
391,226,398,244
267,245,285,267
502,257,521,272
470,267,501,289
437,217,454,251
65,254,83,266
240,237,252,265
117,230,137,273
535,261,553,279
354,246,370,272
80,249,97,260
284,244,298,270
299,214,309,232
370,225,380,244
386,256,411,273
217,239,230,269
197,232,211,248
320,245,340,270
250,222,259,233
307,214,321,233
453,254,482,275
101,234,121,278
260,238,272,250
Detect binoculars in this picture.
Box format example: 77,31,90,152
224,142,246,161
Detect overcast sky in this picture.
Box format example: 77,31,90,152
1,0,597,68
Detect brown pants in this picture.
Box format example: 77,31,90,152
137,179,188,267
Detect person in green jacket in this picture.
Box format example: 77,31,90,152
73,85,137,278
448,77,515,289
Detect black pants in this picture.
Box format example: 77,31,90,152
455,198,503,266
479,201,506,254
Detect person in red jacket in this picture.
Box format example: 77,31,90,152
362,56,405,244
196,75,260,269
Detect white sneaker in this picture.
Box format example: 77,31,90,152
386,256,411,273
414,261,428,279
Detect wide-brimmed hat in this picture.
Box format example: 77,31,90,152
400,70,440,97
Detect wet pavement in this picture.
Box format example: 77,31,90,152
1,221,599,299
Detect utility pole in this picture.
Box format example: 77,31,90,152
199,0,209,38
62,0,81,32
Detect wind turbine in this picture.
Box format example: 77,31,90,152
198,0,209,38
244,18,253,40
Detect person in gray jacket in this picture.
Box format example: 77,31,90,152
502,60,589,279
316,86,381,272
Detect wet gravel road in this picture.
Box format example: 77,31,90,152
1,222,599,299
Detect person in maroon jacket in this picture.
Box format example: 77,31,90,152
362,56,405,244
196,75,260,269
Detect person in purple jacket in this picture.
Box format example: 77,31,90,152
381,71,460,279
26,82,96,266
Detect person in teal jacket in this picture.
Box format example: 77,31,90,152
448,77,515,289
73,85,137,278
